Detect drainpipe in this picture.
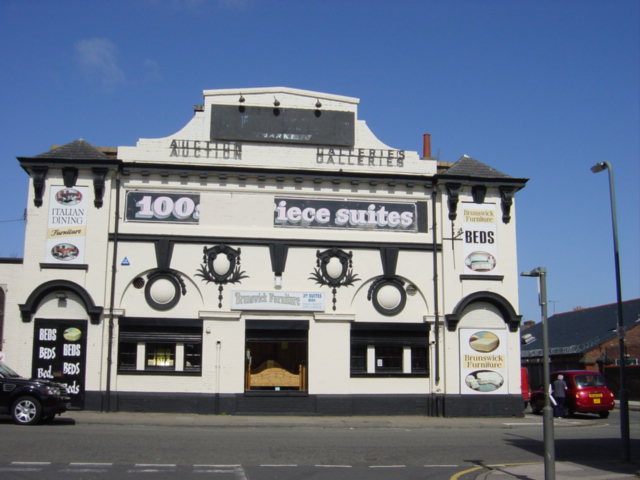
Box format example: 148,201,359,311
105,172,121,411
215,340,221,414
431,188,440,388
431,185,443,416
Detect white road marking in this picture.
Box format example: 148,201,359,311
0,467,43,472
504,422,542,426
59,468,109,473
194,469,237,473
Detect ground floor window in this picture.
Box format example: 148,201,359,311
375,346,403,373
245,320,308,391
117,318,202,375
145,343,176,369
350,322,429,377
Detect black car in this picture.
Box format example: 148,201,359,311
0,361,71,425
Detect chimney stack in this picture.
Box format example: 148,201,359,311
423,133,431,158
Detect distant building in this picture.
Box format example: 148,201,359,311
0,87,528,416
521,298,640,398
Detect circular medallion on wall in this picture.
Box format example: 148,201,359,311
369,278,407,316
144,272,182,311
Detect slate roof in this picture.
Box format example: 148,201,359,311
443,155,512,178
521,298,640,357
437,155,528,187
32,139,110,161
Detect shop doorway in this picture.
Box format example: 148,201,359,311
245,320,307,391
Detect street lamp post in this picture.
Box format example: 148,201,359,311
590,160,630,462
521,266,555,480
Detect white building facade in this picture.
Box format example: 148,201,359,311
0,87,527,416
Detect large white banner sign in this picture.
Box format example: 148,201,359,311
45,186,88,264
462,203,498,275
460,329,508,395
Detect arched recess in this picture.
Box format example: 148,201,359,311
19,280,103,324
445,291,521,332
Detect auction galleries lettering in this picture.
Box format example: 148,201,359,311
32,319,87,409
274,197,425,232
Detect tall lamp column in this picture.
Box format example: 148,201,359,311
590,161,630,462
521,266,555,480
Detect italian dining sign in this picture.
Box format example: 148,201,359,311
45,186,89,264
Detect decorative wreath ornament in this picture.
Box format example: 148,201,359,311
196,244,248,308
309,248,360,311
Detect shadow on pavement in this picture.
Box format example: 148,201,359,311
0,415,76,426
504,435,640,476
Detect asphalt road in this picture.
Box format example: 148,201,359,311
0,410,638,479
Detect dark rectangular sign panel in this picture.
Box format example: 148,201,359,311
125,191,200,224
211,105,355,147
274,197,428,233
32,319,87,409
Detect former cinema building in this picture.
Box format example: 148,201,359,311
0,87,528,416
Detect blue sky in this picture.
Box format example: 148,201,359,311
1,0,638,323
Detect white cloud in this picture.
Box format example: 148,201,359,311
75,38,125,90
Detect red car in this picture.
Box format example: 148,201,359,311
521,367,531,409
530,370,615,418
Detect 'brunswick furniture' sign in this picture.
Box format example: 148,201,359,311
231,291,325,311
462,203,498,275
274,197,427,232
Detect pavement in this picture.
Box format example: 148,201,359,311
464,461,638,479
61,405,639,480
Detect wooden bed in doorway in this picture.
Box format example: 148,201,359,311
245,360,306,390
